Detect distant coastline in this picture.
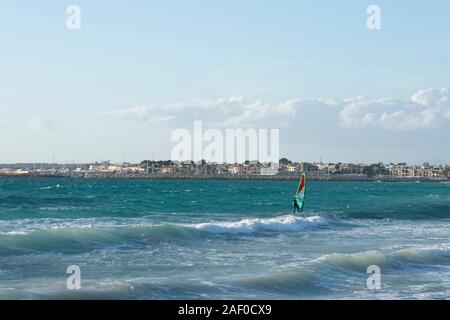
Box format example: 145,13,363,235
1,172,448,182
1,159,448,182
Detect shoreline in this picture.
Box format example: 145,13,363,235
0,173,448,182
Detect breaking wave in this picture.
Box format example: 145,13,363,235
393,244,450,265
318,250,390,272
187,215,327,234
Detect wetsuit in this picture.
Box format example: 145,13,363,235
293,198,300,213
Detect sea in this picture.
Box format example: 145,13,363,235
0,177,449,299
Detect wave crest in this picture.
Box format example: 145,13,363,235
320,250,390,272
187,215,327,234
393,244,450,265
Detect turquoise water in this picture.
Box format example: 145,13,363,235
0,178,449,299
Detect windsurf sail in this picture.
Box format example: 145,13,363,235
294,172,306,212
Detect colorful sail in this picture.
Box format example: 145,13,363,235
294,172,306,212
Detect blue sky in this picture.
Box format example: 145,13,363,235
0,1,449,164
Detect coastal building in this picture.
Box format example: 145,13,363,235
414,165,446,178
302,162,319,173
160,167,174,174
392,165,416,177
228,165,242,174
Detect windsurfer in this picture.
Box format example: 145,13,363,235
293,197,300,213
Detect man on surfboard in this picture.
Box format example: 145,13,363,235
293,172,306,214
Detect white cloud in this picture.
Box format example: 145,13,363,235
445,109,450,119
339,88,450,130
27,118,54,132
96,105,159,121
411,88,449,107
97,88,450,131
96,96,245,123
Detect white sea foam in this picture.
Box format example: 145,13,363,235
0,217,138,235
186,215,327,234
38,186,53,190
0,231,27,236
